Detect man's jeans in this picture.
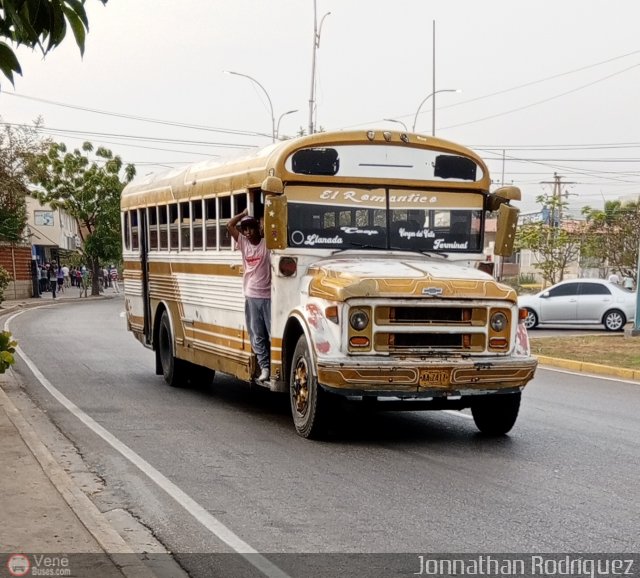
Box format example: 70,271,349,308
245,297,271,371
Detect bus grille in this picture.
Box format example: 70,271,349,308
370,304,495,354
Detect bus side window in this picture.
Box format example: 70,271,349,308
123,211,131,250
148,206,159,250
219,196,231,249
131,210,139,251
179,201,191,251
159,205,169,250
192,199,204,250
169,203,178,250
205,198,217,249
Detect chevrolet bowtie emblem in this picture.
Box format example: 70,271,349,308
422,287,443,296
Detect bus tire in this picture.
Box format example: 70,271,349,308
187,362,215,387
290,335,331,439
471,392,521,436
158,310,187,387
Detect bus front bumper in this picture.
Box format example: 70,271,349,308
316,356,538,397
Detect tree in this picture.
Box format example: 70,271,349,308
0,0,107,84
27,141,135,295
581,199,640,280
0,117,50,242
515,192,584,286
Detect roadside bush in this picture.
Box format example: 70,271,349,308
0,330,16,373
0,266,12,305
500,273,542,294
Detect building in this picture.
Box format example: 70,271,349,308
1,197,81,300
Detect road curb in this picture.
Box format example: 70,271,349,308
0,294,115,317
0,372,156,578
536,355,640,381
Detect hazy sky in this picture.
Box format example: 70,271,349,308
1,0,639,214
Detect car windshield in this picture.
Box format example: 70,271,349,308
286,187,484,253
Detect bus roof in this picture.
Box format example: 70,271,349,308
121,130,491,209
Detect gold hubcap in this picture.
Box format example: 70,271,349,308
293,357,309,415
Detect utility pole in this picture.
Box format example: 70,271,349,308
540,173,576,226
308,0,330,136
431,20,436,136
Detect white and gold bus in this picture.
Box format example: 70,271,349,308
121,130,537,438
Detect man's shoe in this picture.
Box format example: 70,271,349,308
258,368,270,381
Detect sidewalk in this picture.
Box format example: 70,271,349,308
1,283,121,313
0,373,155,578
0,290,156,578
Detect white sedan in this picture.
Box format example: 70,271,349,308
518,279,637,331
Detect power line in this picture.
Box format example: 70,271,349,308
441,62,640,131
0,121,256,149
3,91,269,139
346,48,640,129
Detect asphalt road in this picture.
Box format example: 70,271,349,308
5,299,640,576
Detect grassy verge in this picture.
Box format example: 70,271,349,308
530,335,640,370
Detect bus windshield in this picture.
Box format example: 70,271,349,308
286,186,484,253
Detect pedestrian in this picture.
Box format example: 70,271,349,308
46,263,54,292
109,265,120,293
79,266,89,298
608,272,620,284
227,209,271,382
57,264,64,294
49,264,57,298
39,265,47,293
62,264,70,288
622,276,634,291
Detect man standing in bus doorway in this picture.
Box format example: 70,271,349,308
228,209,271,382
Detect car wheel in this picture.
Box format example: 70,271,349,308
523,308,538,330
603,309,626,332
471,392,521,436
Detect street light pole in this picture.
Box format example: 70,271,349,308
308,0,331,135
224,70,276,142
383,118,408,131
411,88,461,134
276,109,298,140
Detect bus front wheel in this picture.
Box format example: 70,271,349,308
290,336,331,439
471,392,521,436
158,311,187,387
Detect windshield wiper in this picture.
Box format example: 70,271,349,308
387,245,449,259
331,242,385,254
420,251,448,259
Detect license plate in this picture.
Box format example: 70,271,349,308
418,369,450,387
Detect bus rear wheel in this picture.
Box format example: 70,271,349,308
290,336,331,439
471,392,521,436
158,310,188,387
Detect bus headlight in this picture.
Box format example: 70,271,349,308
349,309,370,331
490,312,508,332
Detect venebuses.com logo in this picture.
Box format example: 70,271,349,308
6,554,30,577
6,553,71,576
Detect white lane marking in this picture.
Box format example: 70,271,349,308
443,409,474,420
6,311,290,578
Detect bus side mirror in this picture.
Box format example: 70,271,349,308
261,176,284,194
486,185,521,212
264,194,288,250
494,204,519,256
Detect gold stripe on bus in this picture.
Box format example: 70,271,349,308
147,261,241,277
123,260,142,271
